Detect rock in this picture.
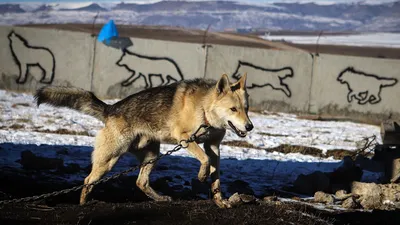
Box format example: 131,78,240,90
263,196,278,202
350,181,400,210
335,190,355,200
342,197,358,209
228,193,257,206
19,150,64,170
380,183,400,202
335,190,348,199
227,180,254,195
351,181,382,209
314,191,334,204
293,171,330,195
228,192,242,206
240,194,256,203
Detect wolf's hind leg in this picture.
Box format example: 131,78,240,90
80,129,125,205
133,141,172,202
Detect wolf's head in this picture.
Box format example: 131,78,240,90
8,31,18,42
209,73,253,138
337,67,355,83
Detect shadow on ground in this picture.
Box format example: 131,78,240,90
1,143,399,225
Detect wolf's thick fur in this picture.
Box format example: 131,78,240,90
35,74,253,208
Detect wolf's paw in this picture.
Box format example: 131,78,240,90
198,163,210,182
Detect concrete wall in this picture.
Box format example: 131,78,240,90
92,36,206,99
1,25,399,122
310,54,400,121
205,44,313,113
0,26,94,92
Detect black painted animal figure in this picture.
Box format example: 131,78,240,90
231,61,294,97
116,49,184,88
337,67,398,105
8,31,55,84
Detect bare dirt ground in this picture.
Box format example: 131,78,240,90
1,164,400,225
19,23,400,59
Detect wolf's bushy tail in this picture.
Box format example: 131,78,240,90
35,86,108,122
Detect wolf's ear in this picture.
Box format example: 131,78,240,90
231,72,247,91
216,74,231,95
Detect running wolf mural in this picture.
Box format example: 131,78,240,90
116,49,184,88
337,67,398,105
231,61,294,97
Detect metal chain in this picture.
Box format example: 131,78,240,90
0,124,210,205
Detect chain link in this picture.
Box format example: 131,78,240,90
0,124,209,205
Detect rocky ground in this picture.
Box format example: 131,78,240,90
1,154,400,225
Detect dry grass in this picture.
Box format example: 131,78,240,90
258,132,290,137
325,149,354,160
266,144,324,158
33,128,91,136
11,103,30,108
296,114,380,126
221,140,355,160
9,124,25,129
222,140,263,150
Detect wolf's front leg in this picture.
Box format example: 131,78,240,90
179,133,210,182
204,138,232,209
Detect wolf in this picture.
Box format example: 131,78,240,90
34,73,253,208
337,67,398,105
8,31,55,84
231,61,294,97
116,49,184,88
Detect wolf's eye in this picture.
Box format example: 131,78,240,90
230,107,237,112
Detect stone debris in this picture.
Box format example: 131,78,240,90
314,191,334,204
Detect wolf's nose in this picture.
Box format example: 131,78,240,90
245,123,253,131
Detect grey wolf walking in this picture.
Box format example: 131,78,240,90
35,74,253,208
8,31,55,84
337,67,398,105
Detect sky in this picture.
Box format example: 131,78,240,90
0,0,398,3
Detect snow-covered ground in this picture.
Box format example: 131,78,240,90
0,89,383,197
260,32,400,48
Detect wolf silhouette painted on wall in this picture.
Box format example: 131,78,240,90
231,61,294,97
8,31,55,84
116,50,184,88
337,67,398,105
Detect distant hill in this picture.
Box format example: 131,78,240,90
59,3,107,12
1,1,400,32
0,4,25,14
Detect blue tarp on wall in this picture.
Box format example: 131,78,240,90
97,20,119,44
